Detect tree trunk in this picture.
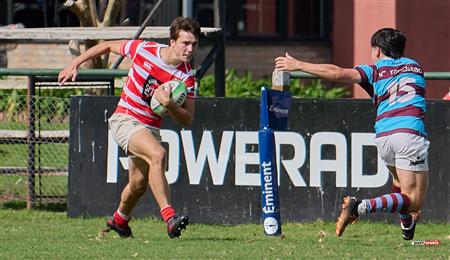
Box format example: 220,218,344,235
63,0,123,69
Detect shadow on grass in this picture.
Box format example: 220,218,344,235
1,200,67,212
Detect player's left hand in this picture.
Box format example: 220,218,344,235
154,83,172,107
275,52,300,71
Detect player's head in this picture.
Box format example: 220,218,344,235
370,28,406,61
169,17,201,62
170,17,201,41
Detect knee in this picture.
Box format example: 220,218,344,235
129,180,147,195
148,147,166,167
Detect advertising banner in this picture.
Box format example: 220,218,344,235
68,96,450,224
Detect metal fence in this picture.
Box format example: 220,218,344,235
0,73,114,208
0,93,69,204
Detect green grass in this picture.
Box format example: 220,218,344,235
0,121,28,130
0,143,68,168
0,207,448,259
0,175,68,200
0,176,25,199
0,121,69,130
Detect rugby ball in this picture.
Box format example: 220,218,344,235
151,80,188,117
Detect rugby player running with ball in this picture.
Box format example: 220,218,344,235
58,17,201,239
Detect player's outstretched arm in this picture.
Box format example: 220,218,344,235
275,52,362,84
58,40,125,85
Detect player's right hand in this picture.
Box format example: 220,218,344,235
58,62,79,85
153,83,172,107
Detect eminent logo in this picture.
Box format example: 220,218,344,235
268,104,288,115
263,217,279,235
261,161,275,214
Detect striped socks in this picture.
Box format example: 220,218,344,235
391,184,413,226
356,186,414,227
358,193,411,215
160,205,176,223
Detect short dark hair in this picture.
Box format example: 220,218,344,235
170,17,201,41
371,28,407,59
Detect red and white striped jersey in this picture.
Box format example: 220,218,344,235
114,40,196,128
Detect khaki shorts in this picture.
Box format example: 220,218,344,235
108,113,161,154
374,133,430,172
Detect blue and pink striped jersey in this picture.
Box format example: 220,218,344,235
355,57,426,137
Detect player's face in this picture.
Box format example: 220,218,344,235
170,31,198,63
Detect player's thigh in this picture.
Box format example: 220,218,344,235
387,165,399,181
128,128,165,163
387,165,401,193
396,168,428,203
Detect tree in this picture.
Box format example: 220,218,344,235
63,0,124,68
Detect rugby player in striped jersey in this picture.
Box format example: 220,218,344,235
275,28,428,240
59,17,200,239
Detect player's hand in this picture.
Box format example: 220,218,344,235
154,83,172,107
275,52,300,71
58,62,79,85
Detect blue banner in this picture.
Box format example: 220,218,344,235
259,87,291,236
260,88,292,130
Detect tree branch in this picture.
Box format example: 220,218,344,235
101,0,123,27
86,0,100,26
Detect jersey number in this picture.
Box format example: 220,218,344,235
387,77,416,105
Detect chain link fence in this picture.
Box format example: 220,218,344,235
0,93,69,205
0,76,114,207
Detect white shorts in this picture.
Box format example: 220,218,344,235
108,113,161,154
374,133,430,172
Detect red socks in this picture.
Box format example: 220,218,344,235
113,211,129,229
112,206,176,226
160,205,176,222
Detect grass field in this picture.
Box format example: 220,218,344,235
0,143,68,168
0,205,448,259
0,121,69,131
0,175,67,201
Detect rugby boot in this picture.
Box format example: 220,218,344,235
401,219,416,240
167,215,189,238
106,215,132,238
336,196,360,237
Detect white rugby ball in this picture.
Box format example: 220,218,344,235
151,80,188,117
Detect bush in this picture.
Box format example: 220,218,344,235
289,78,350,98
199,69,349,98
0,89,83,122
